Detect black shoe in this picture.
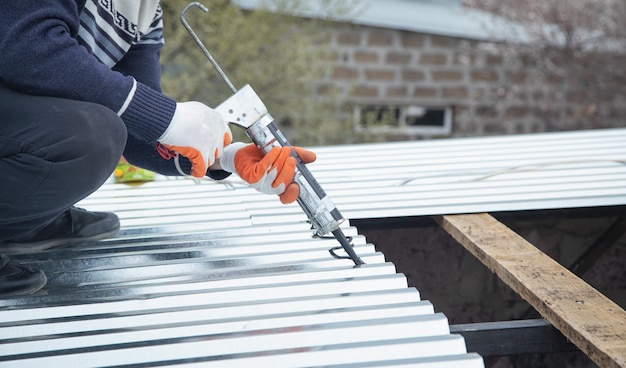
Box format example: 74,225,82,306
0,254,47,296
0,207,120,253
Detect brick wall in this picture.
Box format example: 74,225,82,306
318,23,626,140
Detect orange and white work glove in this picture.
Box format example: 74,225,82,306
157,101,233,178
219,142,316,204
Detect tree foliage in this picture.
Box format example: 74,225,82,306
462,0,626,128
159,0,350,145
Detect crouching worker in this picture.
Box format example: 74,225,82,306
0,1,315,296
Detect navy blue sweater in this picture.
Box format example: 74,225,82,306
0,0,175,144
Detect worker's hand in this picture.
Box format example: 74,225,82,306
219,142,316,204
157,101,233,178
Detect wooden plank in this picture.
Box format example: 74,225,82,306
434,213,626,368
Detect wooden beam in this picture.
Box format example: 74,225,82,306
434,213,626,368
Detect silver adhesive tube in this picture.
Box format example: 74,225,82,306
246,116,344,236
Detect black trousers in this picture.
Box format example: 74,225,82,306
0,86,190,240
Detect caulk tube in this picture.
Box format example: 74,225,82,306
246,114,344,236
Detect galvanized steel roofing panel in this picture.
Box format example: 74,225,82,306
2,128,618,366
247,128,626,220
0,132,491,367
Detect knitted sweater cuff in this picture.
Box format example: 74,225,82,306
121,82,176,143
207,169,232,180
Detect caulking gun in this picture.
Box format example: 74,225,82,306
181,2,363,265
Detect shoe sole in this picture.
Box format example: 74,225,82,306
1,272,48,297
0,227,120,254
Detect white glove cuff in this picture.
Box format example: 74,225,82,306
219,142,247,174
157,102,182,142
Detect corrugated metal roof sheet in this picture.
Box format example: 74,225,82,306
0,129,496,366
2,128,622,366
251,128,626,220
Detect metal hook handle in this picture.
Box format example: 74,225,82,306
180,2,238,94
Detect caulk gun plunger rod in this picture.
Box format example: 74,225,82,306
181,2,237,94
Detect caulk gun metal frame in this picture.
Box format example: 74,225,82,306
181,2,364,265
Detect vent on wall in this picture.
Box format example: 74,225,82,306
354,104,453,136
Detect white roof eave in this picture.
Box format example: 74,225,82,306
232,0,526,41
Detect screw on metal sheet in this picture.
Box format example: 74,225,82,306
180,2,238,94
